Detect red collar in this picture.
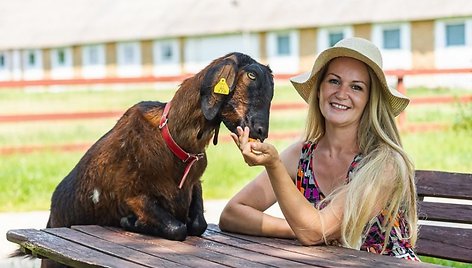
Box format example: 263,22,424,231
159,101,204,189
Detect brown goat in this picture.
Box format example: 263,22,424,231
46,52,274,242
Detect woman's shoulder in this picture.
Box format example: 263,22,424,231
280,140,310,156
279,140,306,177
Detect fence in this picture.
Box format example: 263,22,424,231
1,69,472,131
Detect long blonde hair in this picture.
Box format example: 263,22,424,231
304,61,418,251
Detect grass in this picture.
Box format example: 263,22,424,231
0,87,176,115
2,85,471,210
1,128,470,212
419,256,470,268
403,129,472,172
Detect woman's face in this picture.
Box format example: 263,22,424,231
318,57,370,129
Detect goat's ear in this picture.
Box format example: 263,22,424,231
200,56,238,121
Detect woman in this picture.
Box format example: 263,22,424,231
219,37,420,260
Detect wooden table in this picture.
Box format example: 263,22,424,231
7,224,438,267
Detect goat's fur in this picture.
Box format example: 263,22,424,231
47,52,274,242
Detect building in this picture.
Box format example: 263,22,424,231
0,0,471,88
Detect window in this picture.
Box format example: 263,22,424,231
57,49,66,65
88,47,99,65
160,44,173,62
328,32,343,47
28,51,36,66
317,27,353,53
153,39,180,75
383,28,401,49
446,23,465,46
117,42,140,66
276,34,290,56
123,45,135,65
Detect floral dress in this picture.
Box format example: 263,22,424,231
295,142,420,261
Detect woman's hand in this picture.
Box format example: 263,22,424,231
230,126,280,168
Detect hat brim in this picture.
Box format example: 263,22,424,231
290,47,409,116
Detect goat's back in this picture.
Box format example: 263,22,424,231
48,101,207,228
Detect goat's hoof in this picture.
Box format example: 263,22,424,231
160,223,188,241
120,215,137,229
187,215,207,236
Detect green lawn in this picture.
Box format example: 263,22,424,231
1,85,471,210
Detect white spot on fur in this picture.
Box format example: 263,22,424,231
91,188,100,204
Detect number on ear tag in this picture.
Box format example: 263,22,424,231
213,78,230,95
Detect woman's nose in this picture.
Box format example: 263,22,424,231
335,84,349,99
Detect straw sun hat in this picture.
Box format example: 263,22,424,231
290,37,409,116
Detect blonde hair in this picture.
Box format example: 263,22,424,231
304,61,418,251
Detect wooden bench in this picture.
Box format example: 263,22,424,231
415,170,472,263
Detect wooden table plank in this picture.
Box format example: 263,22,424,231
7,228,145,268
207,225,438,268
72,225,224,268
7,224,442,268
44,227,183,268
184,234,314,268
203,226,353,267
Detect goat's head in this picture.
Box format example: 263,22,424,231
200,52,274,143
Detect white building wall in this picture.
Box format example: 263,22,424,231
116,41,142,77
22,49,44,80
266,30,299,74
11,50,22,80
432,18,472,89
184,33,260,73
50,47,74,79
0,51,11,81
81,44,106,78
316,26,354,53
435,18,472,68
372,22,412,70
153,39,180,76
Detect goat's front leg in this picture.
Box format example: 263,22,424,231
121,195,187,241
187,182,207,236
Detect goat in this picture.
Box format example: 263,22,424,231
46,52,274,242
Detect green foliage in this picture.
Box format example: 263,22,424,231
0,152,82,211
419,256,471,268
402,129,472,173
453,102,472,131
1,86,471,211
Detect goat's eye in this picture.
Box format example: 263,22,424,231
247,72,256,80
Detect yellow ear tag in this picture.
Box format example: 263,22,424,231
213,78,230,95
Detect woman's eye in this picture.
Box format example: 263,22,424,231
328,79,340,85
351,85,363,91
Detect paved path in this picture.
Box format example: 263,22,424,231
0,200,283,268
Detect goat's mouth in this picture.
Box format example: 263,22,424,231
249,133,266,143
243,126,268,143
222,119,268,143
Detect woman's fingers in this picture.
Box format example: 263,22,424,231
230,132,239,147
233,126,251,151
232,126,268,165
250,142,263,155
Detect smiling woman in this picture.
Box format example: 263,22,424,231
317,57,370,128
220,37,421,261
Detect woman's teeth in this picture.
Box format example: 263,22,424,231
331,103,348,110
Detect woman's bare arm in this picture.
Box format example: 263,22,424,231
218,141,301,238
229,126,346,245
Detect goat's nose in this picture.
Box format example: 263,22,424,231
253,123,268,141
